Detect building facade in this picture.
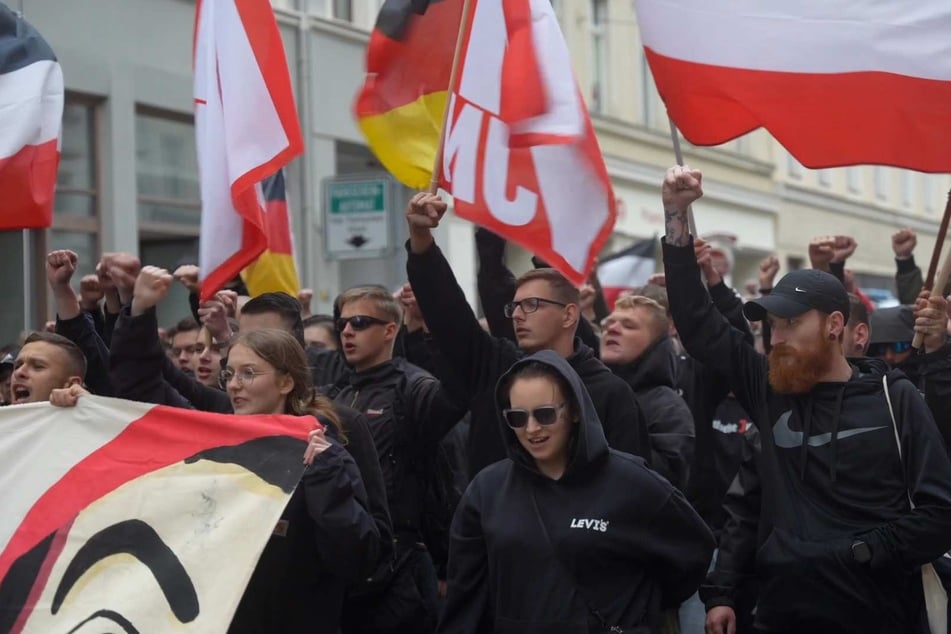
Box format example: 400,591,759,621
1,0,947,344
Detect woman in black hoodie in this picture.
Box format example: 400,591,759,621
438,351,714,634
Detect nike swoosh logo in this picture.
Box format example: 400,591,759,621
772,410,887,449
794,287,807,293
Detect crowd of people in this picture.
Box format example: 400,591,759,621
4,166,951,634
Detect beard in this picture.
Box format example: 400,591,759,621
768,335,839,394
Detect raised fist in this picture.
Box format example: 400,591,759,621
131,266,173,316
406,192,448,232
173,264,201,293
46,250,78,289
831,236,858,263
808,236,836,272
78,274,104,310
101,252,142,296
662,165,703,211
759,256,780,290
892,229,916,260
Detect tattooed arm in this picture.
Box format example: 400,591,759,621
662,165,703,247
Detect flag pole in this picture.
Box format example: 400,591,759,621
912,189,951,349
668,117,698,237
17,0,40,333
428,0,474,194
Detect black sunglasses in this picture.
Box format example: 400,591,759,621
336,315,390,332
502,403,566,429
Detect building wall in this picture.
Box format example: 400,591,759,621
1,0,947,345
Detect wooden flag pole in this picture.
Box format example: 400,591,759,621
912,189,951,349
428,0,474,195
668,117,698,237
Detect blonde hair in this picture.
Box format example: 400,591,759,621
337,286,402,324
231,329,345,442
613,295,669,340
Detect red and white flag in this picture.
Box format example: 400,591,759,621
0,396,311,632
634,0,951,172
0,5,63,230
439,0,616,285
193,0,304,301
598,238,657,310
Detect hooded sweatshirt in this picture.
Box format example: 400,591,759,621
608,336,695,490
438,351,713,634
664,238,951,633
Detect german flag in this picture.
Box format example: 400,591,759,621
241,170,300,297
354,0,463,190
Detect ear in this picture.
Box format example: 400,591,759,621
828,311,846,338
854,323,870,353
65,376,83,389
563,303,580,330
383,322,399,342
278,373,295,397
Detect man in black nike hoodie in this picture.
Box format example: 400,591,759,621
662,165,951,634
404,193,650,478
438,350,713,633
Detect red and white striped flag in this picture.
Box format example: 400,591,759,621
0,5,63,230
0,395,311,632
634,0,951,172
193,0,304,301
439,0,616,285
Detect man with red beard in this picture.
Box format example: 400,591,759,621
660,165,951,634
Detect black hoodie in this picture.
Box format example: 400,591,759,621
438,351,713,634
664,238,951,633
406,241,651,477
608,336,695,490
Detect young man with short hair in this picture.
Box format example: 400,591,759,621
10,332,86,404
404,192,650,476
661,165,951,634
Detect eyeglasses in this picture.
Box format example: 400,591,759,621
219,367,275,388
336,315,391,332
503,297,568,318
502,403,566,429
868,341,913,357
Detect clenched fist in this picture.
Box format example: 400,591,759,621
46,250,78,290
131,266,174,317
892,229,916,260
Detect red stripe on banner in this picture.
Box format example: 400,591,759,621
0,138,59,230
232,0,303,190
0,404,312,583
646,48,951,173
265,199,293,255
10,520,73,634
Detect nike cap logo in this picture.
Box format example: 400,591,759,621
794,287,808,293
773,410,887,449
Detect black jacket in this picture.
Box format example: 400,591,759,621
896,343,951,454
55,312,114,397
664,238,951,633
438,351,714,634
406,241,651,477
608,336,695,490
320,354,465,539
109,306,393,565
230,434,381,634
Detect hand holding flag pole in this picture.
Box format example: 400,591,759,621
668,117,698,238
428,0,474,194
912,190,951,349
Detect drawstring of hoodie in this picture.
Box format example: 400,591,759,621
798,399,815,480
828,386,847,483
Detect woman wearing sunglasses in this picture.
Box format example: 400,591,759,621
439,350,714,634
224,328,384,634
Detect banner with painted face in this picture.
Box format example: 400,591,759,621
0,395,311,633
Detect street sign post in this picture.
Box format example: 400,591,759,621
322,175,395,260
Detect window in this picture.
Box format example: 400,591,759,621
270,0,299,10
818,169,832,188
307,0,352,20
52,96,101,271
873,166,887,201
847,167,862,194
901,171,913,208
590,0,608,114
640,49,658,128
135,108,201,236
923,176,935,213
786,153,803,180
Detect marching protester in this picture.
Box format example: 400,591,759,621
404,192,652,479
661,165,951,634
438,351,714,633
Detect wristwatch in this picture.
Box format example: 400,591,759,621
851,540,872,565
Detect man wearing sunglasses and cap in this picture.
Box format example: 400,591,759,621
661,165,951,634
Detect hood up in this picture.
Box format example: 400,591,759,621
495,350,609,480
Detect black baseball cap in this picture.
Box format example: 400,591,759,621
744,269,850,323
869,306,915,344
